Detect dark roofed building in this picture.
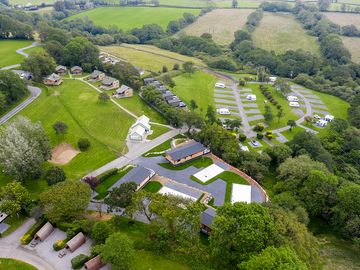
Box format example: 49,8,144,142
156,85,167,92
88,70,105,81
143,77,155,84
84,255,104,270
200,207,216,235
100,77,119,90
108,165,155,192
166,140,210,166
71,66,83,75
150,80,161,87
179,102,187,108
162,91,175,101
168,97,181,107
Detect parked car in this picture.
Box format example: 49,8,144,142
251,140,259,146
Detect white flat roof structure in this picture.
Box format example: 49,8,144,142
269,76,277,82
193,164,224,183
159,187,197,201
231,184,251,204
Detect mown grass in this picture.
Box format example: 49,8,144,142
147,124,170,140
252,12,320,55
158,157,213,170
0,258,37,270
23,45,44,55
142,134,185,157
0,215,27,237
172,71,217,116
67,7,200,30
143,181,163,193
342,36,360,64
0,40,33,68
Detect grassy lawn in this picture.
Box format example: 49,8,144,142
0,258,37,270
0,40,33,68
180,9,253,45
23,45,44,55
341,36,360,64
252,12,320,55
142,134,185,157
172,71,217,116
17,80,133,180
158,157,213,170
133,250,190,270
67,7,200,31
114,94,167,124
143,181,163,193
0,215,27,237
148,124,170,140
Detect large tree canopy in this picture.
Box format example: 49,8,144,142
21,51,56,82
0,182,30,216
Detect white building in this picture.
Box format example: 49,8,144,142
289,101,300,107
129,115,151,141
269,76,277,83
325,114,334,122
216,108,231,115
316,119,328,127
131,115,151,133
246,94,257,101
287,95,299,102
215,82,226,88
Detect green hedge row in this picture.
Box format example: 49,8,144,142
20,219,46,245
71,254,89,269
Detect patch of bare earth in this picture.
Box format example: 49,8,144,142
49,143,80,165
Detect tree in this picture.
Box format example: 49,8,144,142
206,105,216,124
45,166,66,186
52,121,68,135
94,232,135,270
21,51,56,82
162,74,175,88
162,65,168,73
83,176,99,191
274,79,291,95
287,120,296,131
183,61,195,75
0,117,51,181
224,119,242,131
256,66,269,82
277,108,284,123
183,111,204,133
0,71,27,114
232,0,238,8
44,40,65,63
0,182,30,216
238,246,307,270
329,118,349,133
92,221,114,244
264,105,273,123
40,181,91,223
105,182,137,212
98,92,110,102
190,99,198,110
173,63,180,70
210,203,276,268
264,144,292,166
78,138,91,151
318,0,331,11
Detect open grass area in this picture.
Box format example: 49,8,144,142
17,80,133,180
0,258,37,270
180,9,253,45
158,156,213,170
172,70,217,115
0,40,33,68
342,36,360,63
142,134,185,157
143,181,163,193
67,7,200,30
147,124,170,140
324,12,360,28
252,12,320,55
0,215,27,237
23,45,44,55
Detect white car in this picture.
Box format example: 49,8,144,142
251,140,259,146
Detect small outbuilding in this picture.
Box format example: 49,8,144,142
100,77,120,90
166,140,210,166
200,207,216,235
70,66,83,75
84,255,104,270
43,73,63,86
34,222,54,241
65,232,86,252
88,70,105,81
131,115,151,133
114,85,133,98
55,65,67,75
0,212,8,224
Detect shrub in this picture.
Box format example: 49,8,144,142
71,254,89,269
265,132,273,140
173,63,179,70
257,133,264,139
162,65,168,73
276,104,282,109
253,123,264,132
53,239,66,251
20,219,47,245
239,134,247,142
45,166,66,186
78,138,91,151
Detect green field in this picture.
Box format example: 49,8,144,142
252,12,320,55
0,258,37,270
68,7,200,30
342,36,360,64
23,45,44,55
172,70,217,115
0,40,33,68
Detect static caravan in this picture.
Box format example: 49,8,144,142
325,115,334,122
287,95,299,102
246,94,257,101
289,102,300,107
216,108,231,115
215,82,226,88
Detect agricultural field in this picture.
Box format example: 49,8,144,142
67,7,200,31
0,40,33,68
0,258,37,270
324,12,360,28
342,36,360,63
252,12,320,55
180,9,253,45
172,70,217,115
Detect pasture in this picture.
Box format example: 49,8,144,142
0,40,33,68
342,36,360,63
67,7,200,30
172,70,217,115
252,12,320,55
324,12,360,28
8,0,53,4
0,259,37,270
180,9,253,45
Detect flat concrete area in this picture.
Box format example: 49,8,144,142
193,164,224,183
231,184,251,204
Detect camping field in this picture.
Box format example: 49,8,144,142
180,9,253,45
0,40,33,68
252,12,320,55
67,7,200,30
342,36,360,63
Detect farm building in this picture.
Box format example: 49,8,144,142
287,95,299,102
70,66,83,75
65,232,86,252
246,94,256,101
88,70,105,81
217,108,230,115
100,77,120,90
215,82,225,88
34,222,54,241
55,65,67,75
200,207,216,235
166,140,210,166
114,85,133,98
43,73,63,86
289,101,300,107
84,255,104,270
108,165,155,191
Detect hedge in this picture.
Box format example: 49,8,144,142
53,239,66,251
20,219,46,245
71,254,89,269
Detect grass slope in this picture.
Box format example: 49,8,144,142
0,40,32,68
68,7,200,30
342,36,360,64
324,12,360,28
252,12,320,55
0,259,37,270
23,45,44,55
172,70,217,115
180,9,253,45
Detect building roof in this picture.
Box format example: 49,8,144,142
66,232,86,252
166,141,207,161
130,125,146,137
162,91,174,98
102,77,118,85
71,66,82,72
84,255,104,270
0,212,8,223
201,207,216,228
90,70,103,78
46,73,61,81
55,65,66,72
138,115,150,124
35,222,54,241
116,85,132,94
143,77,155,83
108,165,154,190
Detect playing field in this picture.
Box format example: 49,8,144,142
324,12,360,28
342,36,360,63
180,9,253,45
252,12,320,55
0,40,33,68
67,7,200,30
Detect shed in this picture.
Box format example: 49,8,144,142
34,222,54,241
65,232,86,252
85,255,104,270
200,207,216,235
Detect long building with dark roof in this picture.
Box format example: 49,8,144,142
165,140,210,166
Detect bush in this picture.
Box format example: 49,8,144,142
239,134,247,142
257,133,264,140
265,132,273,140
53,239,66,251
253,123,264,132
20,219,47,245
78,138,90,151
173,63,179,70
71,254,89,269
45,166,66,186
